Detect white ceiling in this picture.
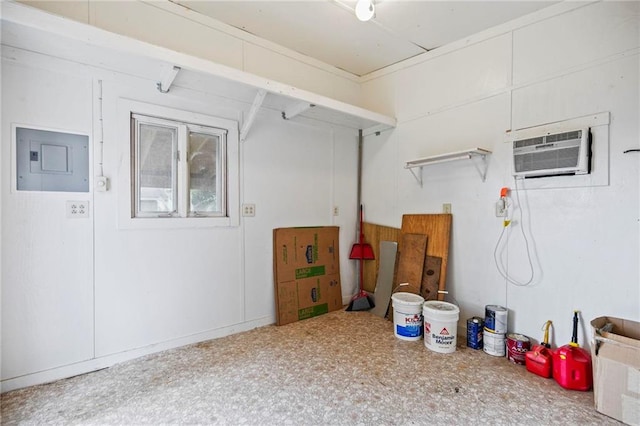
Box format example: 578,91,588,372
172,0,558,76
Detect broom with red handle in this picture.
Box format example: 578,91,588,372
346,205,375,311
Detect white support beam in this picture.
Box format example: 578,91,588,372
240,89,267,142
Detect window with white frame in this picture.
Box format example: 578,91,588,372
131,113,227,218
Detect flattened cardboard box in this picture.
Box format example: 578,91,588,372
273,227,341,325
274,226,340,282
590,316,640,425
276,274,342,326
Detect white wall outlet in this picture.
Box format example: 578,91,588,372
333,206,339,216
242,203,255,217
66,201,89,218
442,203,452,214
496,200,507,217
95,176,109,192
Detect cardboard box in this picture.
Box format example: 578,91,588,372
275,274,342,326
590,316,640,425
273,227,342,325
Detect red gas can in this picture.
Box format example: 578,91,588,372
526,320,553,378
552,311,593,391
552,345,592,390
527,346,553,377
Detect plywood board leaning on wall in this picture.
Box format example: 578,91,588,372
387,232,433,321
395,233,428,295
400,214,452,301
362,222,400,293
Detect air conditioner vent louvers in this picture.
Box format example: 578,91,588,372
546,130,581,143
514,146,581,173
514,137,544,149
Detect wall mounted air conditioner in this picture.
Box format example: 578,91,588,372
512,128,591,178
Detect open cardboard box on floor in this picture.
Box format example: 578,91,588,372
590,316,640,425
273,227,342,326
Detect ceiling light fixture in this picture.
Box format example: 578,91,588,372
355,0,375,22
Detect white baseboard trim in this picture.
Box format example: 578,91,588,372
1,316,274,393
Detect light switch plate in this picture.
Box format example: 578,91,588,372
95,176,109,192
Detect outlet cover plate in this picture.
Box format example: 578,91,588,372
66,200,89,218
242,203,255,217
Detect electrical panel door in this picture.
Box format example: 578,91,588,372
16,127,89,192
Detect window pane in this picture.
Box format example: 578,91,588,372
138,123,177,214
188,131,220,214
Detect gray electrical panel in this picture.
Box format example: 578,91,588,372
16,127,89,192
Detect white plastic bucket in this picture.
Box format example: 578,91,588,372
391,292,425,341
423,301,460,353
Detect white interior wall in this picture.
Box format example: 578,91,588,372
361,1,639,347
1,63,94,380
1,47,358,390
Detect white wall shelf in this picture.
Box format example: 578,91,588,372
405,148,492,186
1,2,396,136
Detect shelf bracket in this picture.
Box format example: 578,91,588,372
282,101,315,120
408,166,423,187
240,89,267,142
469,151,490,182
156,65,181,94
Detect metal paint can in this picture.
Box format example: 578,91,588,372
466,317,484,350
483,328,506,357
506,333,531,365
484,305,508,334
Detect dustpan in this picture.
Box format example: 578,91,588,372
346,205,375,311
349,243,375,260
349,206,375,260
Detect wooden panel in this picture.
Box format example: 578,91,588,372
387,233,427,321
362,222,400,293
395,233,427,295
421,256,441,301
401,214,452,301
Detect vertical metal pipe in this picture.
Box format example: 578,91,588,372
357,129,363,209
355,129,363,294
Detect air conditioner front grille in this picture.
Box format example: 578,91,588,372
514,146,581,173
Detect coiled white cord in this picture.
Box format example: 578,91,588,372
493,177,535,286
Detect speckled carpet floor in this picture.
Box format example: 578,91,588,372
1,310,618,425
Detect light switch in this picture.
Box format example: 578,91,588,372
95,176,109,192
